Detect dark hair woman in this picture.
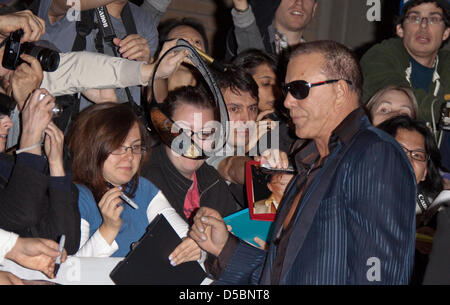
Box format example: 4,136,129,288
67,103,201,265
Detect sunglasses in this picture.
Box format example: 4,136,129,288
283,79,353,100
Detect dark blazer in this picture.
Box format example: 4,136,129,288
213,114,417,284
0,152,80,254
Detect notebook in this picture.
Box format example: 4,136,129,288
110,214,206,285
224,208,274,247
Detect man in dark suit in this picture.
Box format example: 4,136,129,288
189,40,417,285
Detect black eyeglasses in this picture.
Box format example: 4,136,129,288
400,145,429,162
172,126,216,141
282,79,353,100
111,144,147,155
164,117,216,141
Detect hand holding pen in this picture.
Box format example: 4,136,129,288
106,182,139,210
53,234,65,277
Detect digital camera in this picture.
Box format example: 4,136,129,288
39,93,62,118
2,30,60,72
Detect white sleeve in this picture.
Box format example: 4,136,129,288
146,191,189,238
41,51,146,96
146,191,207,266
0,229,19,264
74,218,119,258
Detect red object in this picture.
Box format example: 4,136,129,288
245,160,276,222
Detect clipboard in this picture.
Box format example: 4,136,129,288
110,214,206,285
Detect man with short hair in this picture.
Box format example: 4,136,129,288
361,0,449,129
190,40,416,284
227,0,318,58
204,66,260,207
361,0,450,192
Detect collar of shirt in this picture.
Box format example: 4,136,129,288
269,21,306,55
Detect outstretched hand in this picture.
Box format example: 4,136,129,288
5,237,65,279
188,207,229,257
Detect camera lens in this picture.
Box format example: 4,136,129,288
37,49,60,72
52,104,63,118
24,44,60,72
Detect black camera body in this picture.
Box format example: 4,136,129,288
440,100,450,131
2,30,60,72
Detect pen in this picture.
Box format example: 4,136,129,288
106,182,139,209
119,192,139,210
54,234,65,277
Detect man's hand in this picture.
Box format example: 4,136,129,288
10,54,43,109
189,207,229,257
0,10,45,42
113,34,151,63
255,148,290,169
5,237,64,279
232,0,249,11
154,39,190,80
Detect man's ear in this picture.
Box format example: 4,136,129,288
396,24,405,38
267,182,273,193
443,27,450,42
312,1,319,18
334,80,349,109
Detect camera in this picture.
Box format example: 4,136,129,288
439,94,450,131
39,93,63,118
2,30,60,72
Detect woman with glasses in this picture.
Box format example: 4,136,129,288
142,86,240,228
67,103,201,264
377,115,443,214
377,115,445,284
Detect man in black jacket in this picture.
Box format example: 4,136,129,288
0,89,80,255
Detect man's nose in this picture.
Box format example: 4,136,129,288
284,93,296,110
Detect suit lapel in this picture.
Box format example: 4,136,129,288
259,174,301,284
279,142,344,283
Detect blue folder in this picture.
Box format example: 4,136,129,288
224,208,274,247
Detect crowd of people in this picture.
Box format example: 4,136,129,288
0,0,449,285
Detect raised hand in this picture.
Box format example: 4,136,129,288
44,122,65,177
189,207,229,257
113,34,151,63
98,187,124,245
0,10,45,42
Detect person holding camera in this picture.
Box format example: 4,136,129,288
36,0,158,111
0,89,81,255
